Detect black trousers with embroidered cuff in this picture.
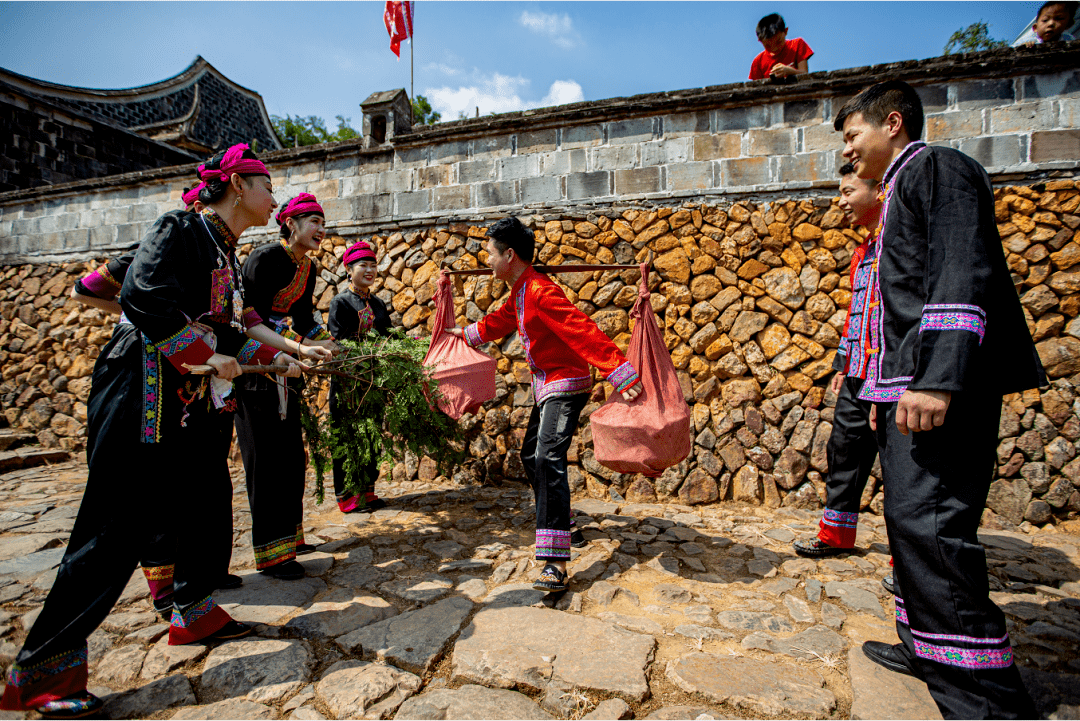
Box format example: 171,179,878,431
1,329,233,711
234,375,306,570
521,393,588,563
818,376,879,548
876,394,1034,720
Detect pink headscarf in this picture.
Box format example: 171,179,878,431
197,143,268,183
344,241,377,266
181,182,205,208
276,193,324,225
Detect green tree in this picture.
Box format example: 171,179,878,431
943,21,1008,54
271,114,359,147
411,95,442,125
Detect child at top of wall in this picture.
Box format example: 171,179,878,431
749,13,813,81
1012,1,1077,45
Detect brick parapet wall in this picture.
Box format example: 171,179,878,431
3,181,1079,530
2,46,1079,263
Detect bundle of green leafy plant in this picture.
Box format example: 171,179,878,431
299,330,465,503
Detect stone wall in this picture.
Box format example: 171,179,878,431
2,45,1079,262
3,180,1079,529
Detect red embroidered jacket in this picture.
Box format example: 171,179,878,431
463,267,640,404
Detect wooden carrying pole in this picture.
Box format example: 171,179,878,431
441,251,653,277
184,363,349,378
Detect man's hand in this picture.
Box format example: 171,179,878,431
770,62,797,77
621,384,642,402
274,353,307,378
896,390,951,435
869,403,877,431
204,353,242,381
829,372,845,396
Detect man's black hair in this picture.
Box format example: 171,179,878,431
1039,1,1078,21
756,13,786,41
487,217,535,264
833,80,925,141
839,162,877,189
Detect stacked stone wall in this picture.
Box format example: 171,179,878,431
3,180,1080,529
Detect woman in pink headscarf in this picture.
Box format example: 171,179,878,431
233,193,339,580
0,144,324,719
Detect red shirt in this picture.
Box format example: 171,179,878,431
463,267,639,405
749,37,813,80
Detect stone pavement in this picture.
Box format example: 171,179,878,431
1,461,1079,719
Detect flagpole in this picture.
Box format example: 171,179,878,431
409,2,414,105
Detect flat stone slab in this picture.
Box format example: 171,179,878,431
452,606,656,701
573,499,620,516
297,551,334,577
642,706,721,720
740,624,846,660
438,559,494,574
379,574,452,603
1019,666,1080,720
200,637,313,703
283,591,397,639
824,581,885,619
96,644,148,686
597,612,664,636
673,625,734,641
393,684,553,720
715,611,793,633
140,635,208,680
0,547,65,577
214,571,325,625
102,674,195,719
316,659,420,720
331,564,392,591
849,647,941,720
171,699,277,719
337,596,473,675
665,652,835,717
483,583,547,608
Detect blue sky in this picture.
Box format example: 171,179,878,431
2,2,1039,127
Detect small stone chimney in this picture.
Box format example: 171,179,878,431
360,89,413,147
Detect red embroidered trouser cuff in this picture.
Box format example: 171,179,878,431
0,645,88,710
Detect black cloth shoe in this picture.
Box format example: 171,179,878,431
570,529,588,548
214,574,243,590
532,564,568,593
862,641,917,677
295,544,317,556
793,537,849,558
882,575,896,596
258,559,305,580
36,692,103,719
207,620,253,641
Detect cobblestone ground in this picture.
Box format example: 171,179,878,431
1,460,1079,720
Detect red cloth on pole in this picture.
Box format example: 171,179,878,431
384,1,413,58
590,264,691,476
423,272,496,419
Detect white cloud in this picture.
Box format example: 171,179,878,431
425,73,584,119
422,62,461,77
518,10,578,50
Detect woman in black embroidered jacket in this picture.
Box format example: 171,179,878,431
325,240,392,512
0,145,308,719
234,193,338,579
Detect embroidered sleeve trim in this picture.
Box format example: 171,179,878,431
919,303,986,343
912,640,1013,670
306,325,332,341
242,306,263,329
271,260,312,314
282,329,303,343
822,509,859,529
236,338,277,365
463,323,483,348
606,361,640,392
79,265,122,298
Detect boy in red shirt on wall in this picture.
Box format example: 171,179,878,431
750,13,813,80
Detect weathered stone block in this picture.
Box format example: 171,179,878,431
693,133,741,161
591,145,640,171
433,186,470,212
396,190,430,216
664,111,710,138
516,129,557,155
498,155,539,181
1023,70,1080,99
475,181,517,208
1031,130,1080,163
782,99,823,126
473,135,513,159
720,157,770,188
357,193,392,219
991,102,1055,134
615,167,661,195
561,124,604,149
778,153,830,184
925,111,984,141
458,159,495,184
748,128,795,156
713,105,768,132
540,149,586,176
567,171,612,200
608,117,655,145
641,138,690,167
955,78,1015,109
666,162,715,191
520,176,563,204
959,135,1024,169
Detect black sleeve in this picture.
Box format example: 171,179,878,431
328,294,356,341
240,246,279,333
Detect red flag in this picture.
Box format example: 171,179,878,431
384,1,413,59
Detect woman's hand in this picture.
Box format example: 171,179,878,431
308,339,341,355
621,384,642,401
274,353,307,378
205,354,242,381
299,344,334,362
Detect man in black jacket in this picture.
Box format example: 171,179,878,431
833,80,1045,719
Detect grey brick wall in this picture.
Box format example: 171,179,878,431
3,55,1079,262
